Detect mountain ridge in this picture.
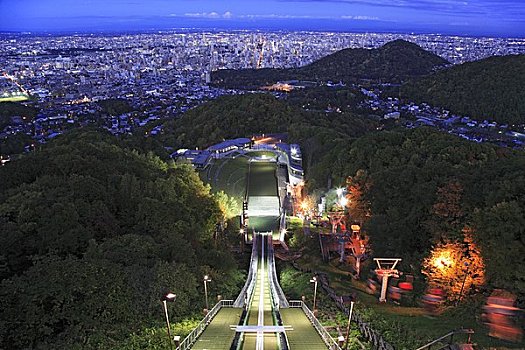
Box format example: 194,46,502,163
211,39,449,88
399,54,525,125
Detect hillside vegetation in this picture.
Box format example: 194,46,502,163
326,128,525,300
0,131,244,349
212,39,449,89
159,93,525,303
160,93,379,151
400,54,525,125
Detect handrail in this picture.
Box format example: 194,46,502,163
271,293,290,350
415,329,474,350
175,299,234,350
267,235,289,308
264,235,290,350
290,300,342,350
234,267,257,350
234,235,261,350
234,235,259,307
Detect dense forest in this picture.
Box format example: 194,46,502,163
159,93,524,302
211,39,449,89
159,93,379,151
322,128,525,300
1,80,524,347
399,54,525,125
0,130,244,349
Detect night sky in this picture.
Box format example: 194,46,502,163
1,0,524,37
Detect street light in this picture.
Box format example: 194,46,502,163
161,292,176,350
310,276,318,312
456,262,470,306
344,301,355,350
203,275,212,312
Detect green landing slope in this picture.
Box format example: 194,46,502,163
280,308,327,350
190,308,242,350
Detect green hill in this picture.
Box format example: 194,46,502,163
212,39,449,88
0,131,243,349
159,92,525,304
159,93,378,150
301,39,449,82
400,54,525,125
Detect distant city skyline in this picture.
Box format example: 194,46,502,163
1,0,524,37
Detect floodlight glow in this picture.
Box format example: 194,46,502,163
165,293,176,300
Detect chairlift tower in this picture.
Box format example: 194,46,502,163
328,211,345,234
374,258,402,302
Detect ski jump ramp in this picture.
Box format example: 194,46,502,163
247,196,280,217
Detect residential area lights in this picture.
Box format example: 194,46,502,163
161,292,176,350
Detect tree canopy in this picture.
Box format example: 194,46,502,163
0,130,243,349
325,128,525,299
159,93,378,151
400,54,525,125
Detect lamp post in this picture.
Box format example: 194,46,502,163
344,301,355,350
203,275,212,312
310,276,318,313
456,262,470,306
161,292,176,350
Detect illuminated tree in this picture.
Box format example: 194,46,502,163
422,229,485,302
214,190,239,220
300,194,317,216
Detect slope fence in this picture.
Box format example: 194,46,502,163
291,262,395,350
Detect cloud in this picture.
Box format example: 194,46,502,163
184,11,232,19
341,15,380,20
237,14,321,19
181,12,381,21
